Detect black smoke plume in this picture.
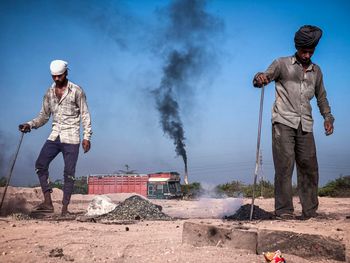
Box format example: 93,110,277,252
153,0,223,184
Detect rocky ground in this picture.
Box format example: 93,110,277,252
0,186,349,263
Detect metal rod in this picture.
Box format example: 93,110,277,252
0,132,24,212
250,85,265,221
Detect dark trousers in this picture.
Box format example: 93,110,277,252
272,122,319,217
35,137,79,205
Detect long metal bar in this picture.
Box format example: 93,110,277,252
250,85,265,221
0,132,24,211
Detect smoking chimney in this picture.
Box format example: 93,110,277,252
184,161,189,185
153,0,223,185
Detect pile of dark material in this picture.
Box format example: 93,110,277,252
97,195,172,221
224,204,274,220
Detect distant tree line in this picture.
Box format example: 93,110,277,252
0,176,6,187
0,176,88,194
51,176,88,194
1,175,349,197
318,175,350,197
181,175,350,199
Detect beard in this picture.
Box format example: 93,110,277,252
296,53,311,66
300,57,310,64
54,78,67,86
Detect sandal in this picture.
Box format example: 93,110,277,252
31,203,54,213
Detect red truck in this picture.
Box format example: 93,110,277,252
88,172,182,199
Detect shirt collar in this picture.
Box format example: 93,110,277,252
292,55,314,72
51,80,72,90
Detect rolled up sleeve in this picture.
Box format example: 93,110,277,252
27,92,51,129
253,59,280,87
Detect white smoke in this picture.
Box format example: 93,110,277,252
164,182,243,219
197,182,243,218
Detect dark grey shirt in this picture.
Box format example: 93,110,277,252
254,55,334,132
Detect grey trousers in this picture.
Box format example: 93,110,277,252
272,122,319,217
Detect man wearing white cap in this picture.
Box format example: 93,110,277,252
19,59,92,216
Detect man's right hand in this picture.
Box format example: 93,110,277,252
18,123,31,133
254,73,269,87
324,120,334,136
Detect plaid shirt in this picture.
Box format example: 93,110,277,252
28,81,92,144
254,55,334,132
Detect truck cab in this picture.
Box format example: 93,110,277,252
147,172,182,199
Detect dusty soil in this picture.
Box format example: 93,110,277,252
0,186,349,263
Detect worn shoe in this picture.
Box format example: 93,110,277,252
31,203,54,213
61,211,71,216
275,213,296,220
297,212,319,220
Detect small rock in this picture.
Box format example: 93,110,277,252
2,252,7,256
11,224,16,227
125,227,129,231
49,248,64,258
63,255,74,261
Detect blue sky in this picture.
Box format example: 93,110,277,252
0,0,349,187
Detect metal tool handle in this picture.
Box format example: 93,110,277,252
0,132,25,211
250,85,265,221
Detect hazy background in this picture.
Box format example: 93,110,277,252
0,0,349,187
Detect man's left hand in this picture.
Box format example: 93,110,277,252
324,120,334,136
82,139,91,153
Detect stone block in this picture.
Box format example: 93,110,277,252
182,222,257,252
257,229,346,262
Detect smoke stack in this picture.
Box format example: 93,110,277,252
184,161,189,185
153,0,223,185
154,50,190,185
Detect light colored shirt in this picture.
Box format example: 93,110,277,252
254,55,334,132
28,81,92,144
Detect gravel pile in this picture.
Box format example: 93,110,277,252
11,213,32,221
224,204,274,220
97,195,172,221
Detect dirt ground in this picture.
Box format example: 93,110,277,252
0,186,349,263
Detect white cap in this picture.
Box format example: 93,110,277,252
50,60,68,75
